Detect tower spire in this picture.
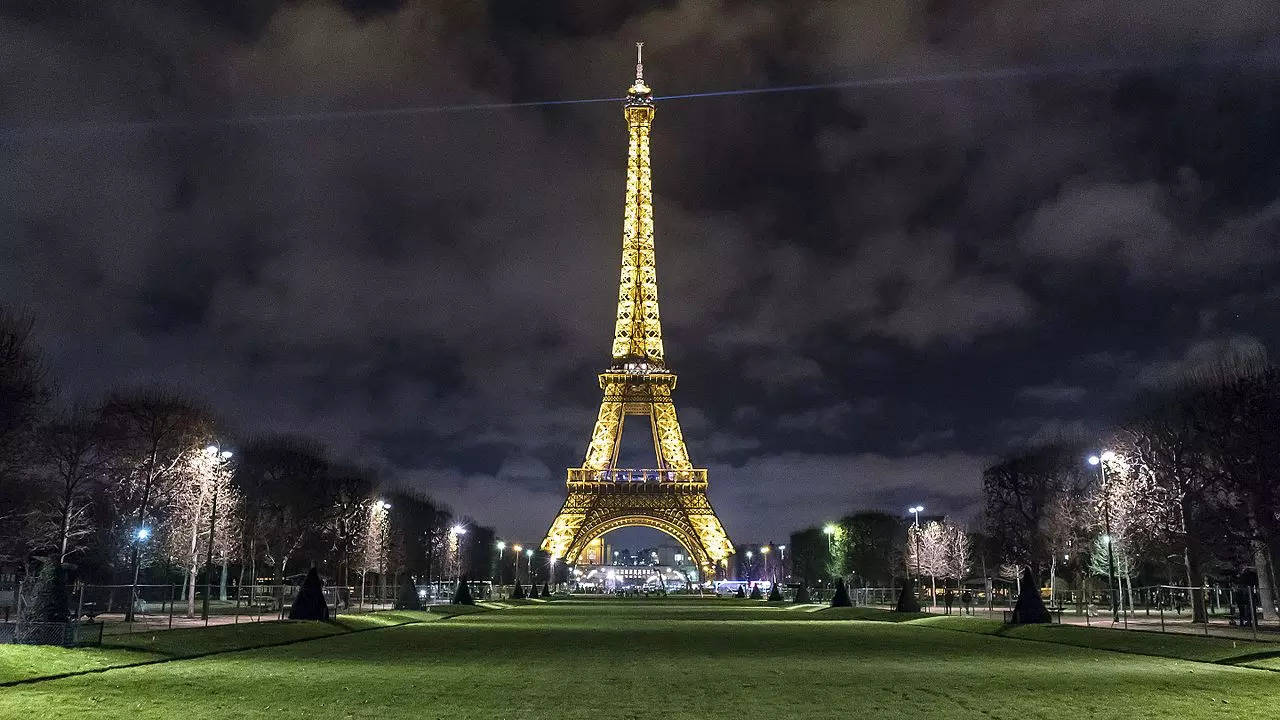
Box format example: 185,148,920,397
614,41,660,368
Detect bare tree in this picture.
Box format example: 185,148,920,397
97,390,214,619
908,521,948,606
1189,362,1280,618
166,447,233,617
1119,388,1215,621
320,465,374,591
0,309,53,569
236,435,330,606
33,409,103,564
983,442,1090,585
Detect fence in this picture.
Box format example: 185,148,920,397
0,578,493,638
0,621,103,647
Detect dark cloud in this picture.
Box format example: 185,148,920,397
3,1,1279,542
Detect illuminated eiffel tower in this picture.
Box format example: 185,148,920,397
542,45,734,577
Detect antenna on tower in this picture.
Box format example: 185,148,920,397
635,42,644,83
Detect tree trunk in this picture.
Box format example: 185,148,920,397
1048,554,1057,605
1246,505,1275,620
1179,496,1207,622
185,564,198,617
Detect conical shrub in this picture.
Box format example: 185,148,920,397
793,585,812,604
289,567,330,620
1011,568,1050,624
451,577,475,605
895,579,921,612
767,584,784,602
749,584,763,600
830,578,852,607
530,582,541,598
734,585,746,598
512,582,526,599
541,582,551,598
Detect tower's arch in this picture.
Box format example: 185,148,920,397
569,514,703,568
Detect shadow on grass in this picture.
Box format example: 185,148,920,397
0,608,461,687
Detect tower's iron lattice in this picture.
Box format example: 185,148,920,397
541,45,734,576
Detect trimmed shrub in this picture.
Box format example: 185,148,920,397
767,584,784,602
830,578,852,607
793,585,812,604
749,584,763,600
395,576,423,610
512,583,526,599
452,577,475,605
289,567,330,620
895,580,921,612
541,582,551,597
734,586,746,598
1011,568,1051,624
530,582,541,598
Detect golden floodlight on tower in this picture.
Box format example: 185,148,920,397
541,44,734,577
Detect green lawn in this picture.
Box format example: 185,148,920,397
1,599,1277,719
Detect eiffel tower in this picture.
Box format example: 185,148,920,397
542,45,734,578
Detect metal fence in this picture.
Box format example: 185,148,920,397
0,578,493,637
0,621,103,647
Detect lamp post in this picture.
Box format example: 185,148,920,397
908,505,924,578
761,545,772,583
525,548,534,586
513,545,523,588
449,525,467,583
745,550,754,582
202,445,233,622
495,541,505,591
908,505,924,606
128,526,151,619
1089,452,1120,622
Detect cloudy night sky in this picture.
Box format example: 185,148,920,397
3,1,1279,545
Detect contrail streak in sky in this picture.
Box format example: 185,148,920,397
2,53,1272,136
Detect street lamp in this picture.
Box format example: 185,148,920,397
1089,452,1120,622
448,525,467,582
495,542,506,591
135,527,152,542
513,545,523,587
908,505,924,603
525,548,534,586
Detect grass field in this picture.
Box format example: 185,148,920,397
1,599,1277,719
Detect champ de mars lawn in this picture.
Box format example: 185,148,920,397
1,599,1277,719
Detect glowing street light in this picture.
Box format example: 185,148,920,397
907,505,925,598
1088,451,1121,621
823,524,836,536
135,526,151,542
451,524,467,536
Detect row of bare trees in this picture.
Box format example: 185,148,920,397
984,357,1280,620
0,308,490,619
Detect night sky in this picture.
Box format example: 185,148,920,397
3,1,1279,545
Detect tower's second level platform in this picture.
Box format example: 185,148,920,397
566,467,707,491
